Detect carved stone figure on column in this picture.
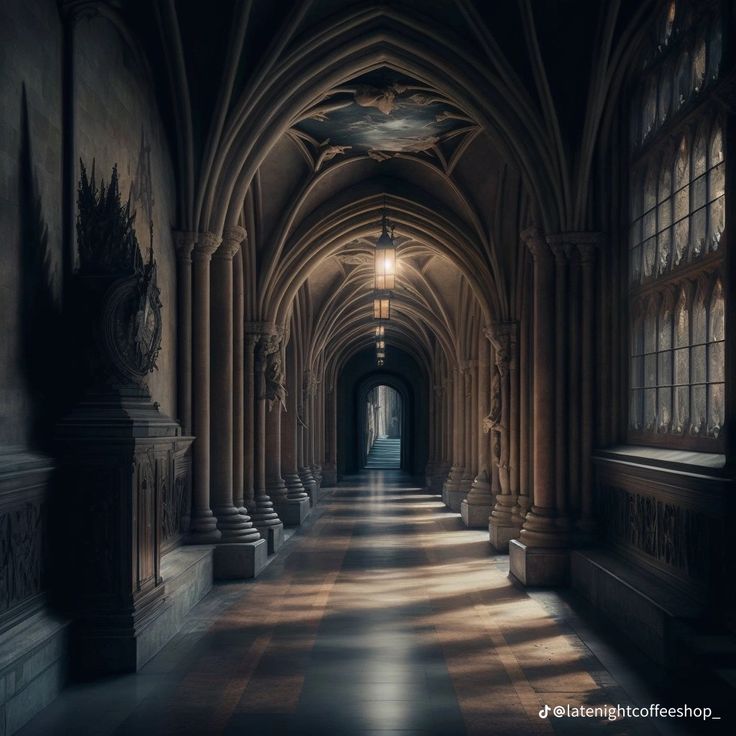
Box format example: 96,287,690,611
266,349,287,413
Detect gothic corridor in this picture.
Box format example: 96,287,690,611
13,474,706,736
1,0,734,734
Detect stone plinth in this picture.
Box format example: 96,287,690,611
262,523,284,554
443,488,467,512
489,519,521,553
213,540,267,580
460,499,491,528
276,497,311,527
509,539,569,586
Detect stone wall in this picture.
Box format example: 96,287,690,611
0,0,63,447
0,1,178,451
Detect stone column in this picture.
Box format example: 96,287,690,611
299,370,318,500
515,270,532,522
279,341,311,525
322,385,338,486
548,238,571,531
250,334,284,554
210,227,261,545
244,333,258,511
233,249,246,515
173,231,195,434
577,240,599,539
442,366,466,510
460,364,474,491
209,228,266,577
488,323,518,550
310,377,322,487
510,228,569,586
188,232,222,543
264,335,288,506
462,337,492,527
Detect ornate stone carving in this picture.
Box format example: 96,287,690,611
303,369,319,398
266,348,287,412
0,501,44,617
598,484,718,582
76,162,163,387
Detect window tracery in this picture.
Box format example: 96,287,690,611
627,0,726,449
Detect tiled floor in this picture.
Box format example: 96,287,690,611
21,472,708,735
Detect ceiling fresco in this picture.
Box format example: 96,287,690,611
291,70,477,170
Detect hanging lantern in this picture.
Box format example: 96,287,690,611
373,292,391,320
375,204,396,290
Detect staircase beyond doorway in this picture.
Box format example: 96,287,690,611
365,436,400,468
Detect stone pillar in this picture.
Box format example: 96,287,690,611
233,250,246,514
510,228,569,586
322,385,338,486
209,229,266,577
577,240,599,539
210,227,261,544
299,370,318,500
279,341,311,525
442,366,466,510
188,232,222,543
173,231,195,434
264,335,288,506
244,333,257,511
488,323,519,551
548,238,571,531
515,270,532,522
460,363,475,490
310,377,322,487
250,334,284,554
462,337,492,527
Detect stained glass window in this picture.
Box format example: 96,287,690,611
628,0,726,448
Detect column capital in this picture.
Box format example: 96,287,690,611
521,226,551,261
192,231,221,261
246,321,278,336
216,225,246,260
546,238,572,261
172,230,197,260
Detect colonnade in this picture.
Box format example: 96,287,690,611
173,222,600,586
173,228,324,577
425,227,600,585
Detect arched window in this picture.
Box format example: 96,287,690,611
627,0,726,450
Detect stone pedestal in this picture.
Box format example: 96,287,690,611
443,488,467,512
489,520,520,553
509,539,569,587
213,540,268,580
264,523,285,554
321,462,337,488
462,469,493,529
56,388,194,675
461,499,491,528
276,496,311,526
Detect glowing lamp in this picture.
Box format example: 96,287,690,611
373,292,391,320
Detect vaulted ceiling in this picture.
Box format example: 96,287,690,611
129,0,654,372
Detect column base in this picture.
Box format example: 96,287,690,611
488,519,521,553
460,499,491,528
321,463,337,487
213,505,262,543
213,540,268,580
255,522,284,554
509,539,569,587
186,512,222,544
276,497,311,526
442,487,467,512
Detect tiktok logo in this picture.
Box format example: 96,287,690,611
539,705,551,719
